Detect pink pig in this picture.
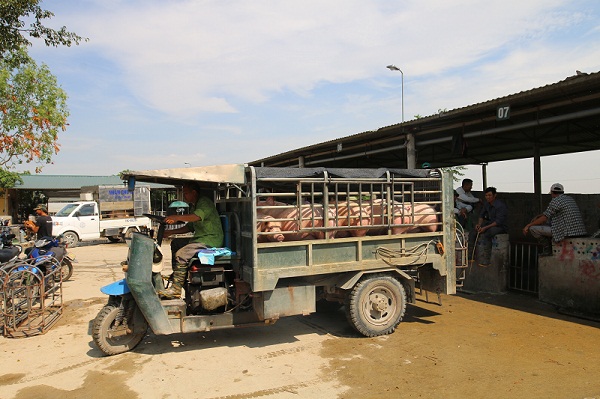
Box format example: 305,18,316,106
389,203,439,234
256,197,335,242
334,200,438,237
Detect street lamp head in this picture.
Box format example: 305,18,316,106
386,64,402,72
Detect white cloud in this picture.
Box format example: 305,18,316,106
26,0,600,188
48,0,590,118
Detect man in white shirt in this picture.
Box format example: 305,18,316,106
455,178,481,229
456,178,481,213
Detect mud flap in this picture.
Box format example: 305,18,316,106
127,233,175,335
100,278,130,295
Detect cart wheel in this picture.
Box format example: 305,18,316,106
92,304,148,356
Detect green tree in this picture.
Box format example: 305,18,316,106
0,49,68,184
0,0,85,56
0,1,84,188
441,165,466,182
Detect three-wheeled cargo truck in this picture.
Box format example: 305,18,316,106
92,164,457,355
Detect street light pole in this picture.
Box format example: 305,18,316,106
386,64,404,123
387,64,415,168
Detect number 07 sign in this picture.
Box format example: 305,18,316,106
497,105,510,120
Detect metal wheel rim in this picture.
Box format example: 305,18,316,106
103,311,140,347
360,286,397,327
63,233,77,247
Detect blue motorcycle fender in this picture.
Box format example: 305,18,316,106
100,278,130,295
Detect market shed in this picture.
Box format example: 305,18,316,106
14,175,126,200
1,175,172,223
251,71,600,208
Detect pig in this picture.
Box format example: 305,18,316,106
389,203,439,234
256,214,286,242
332,200,377,237
333,199,439,237
256,197,336,242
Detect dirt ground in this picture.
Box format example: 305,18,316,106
1,241,599,399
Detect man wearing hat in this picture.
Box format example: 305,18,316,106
24,204,54,240
522,183,587,254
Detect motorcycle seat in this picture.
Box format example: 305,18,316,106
0,246,20,262
193,247,234,266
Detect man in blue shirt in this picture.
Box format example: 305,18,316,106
468,187,508,266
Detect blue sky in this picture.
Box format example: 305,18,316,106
22,0,600,193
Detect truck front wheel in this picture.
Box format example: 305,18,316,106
345,275,406,337
62,231,79,248
124,227,137,241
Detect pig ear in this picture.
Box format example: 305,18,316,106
266,197,275,206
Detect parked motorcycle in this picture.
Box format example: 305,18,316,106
0,230,22,264
26,235,75,282
0,232,65,337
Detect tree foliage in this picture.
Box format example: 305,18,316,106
441,165,466,182
0,1,84,188
0,0,85,56
0,166,22,187
0,49,68,181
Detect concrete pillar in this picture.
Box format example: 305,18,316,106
463,233,509,293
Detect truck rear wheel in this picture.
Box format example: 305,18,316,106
92,304,148,356
62,231,79,248
345,275,406,337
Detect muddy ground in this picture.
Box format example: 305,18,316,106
1,241,599,399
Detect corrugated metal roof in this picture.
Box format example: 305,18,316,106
250,71,600,169
14,175,171,190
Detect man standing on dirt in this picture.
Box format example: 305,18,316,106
157,182,224,299
522,183,587,255
24,204,53,239
468,187,508,266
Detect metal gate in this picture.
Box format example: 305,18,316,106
508,241,541,294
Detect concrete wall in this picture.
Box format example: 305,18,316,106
462,192,600,317
538,238,600,316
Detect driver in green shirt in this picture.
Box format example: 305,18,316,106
158,182,224,299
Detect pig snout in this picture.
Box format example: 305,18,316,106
266,223,285,242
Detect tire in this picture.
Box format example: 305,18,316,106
92,304,148,356
124,228,137,241
107,236,121,243
56,258,73,282
345,275,406,337
62,231,79,248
